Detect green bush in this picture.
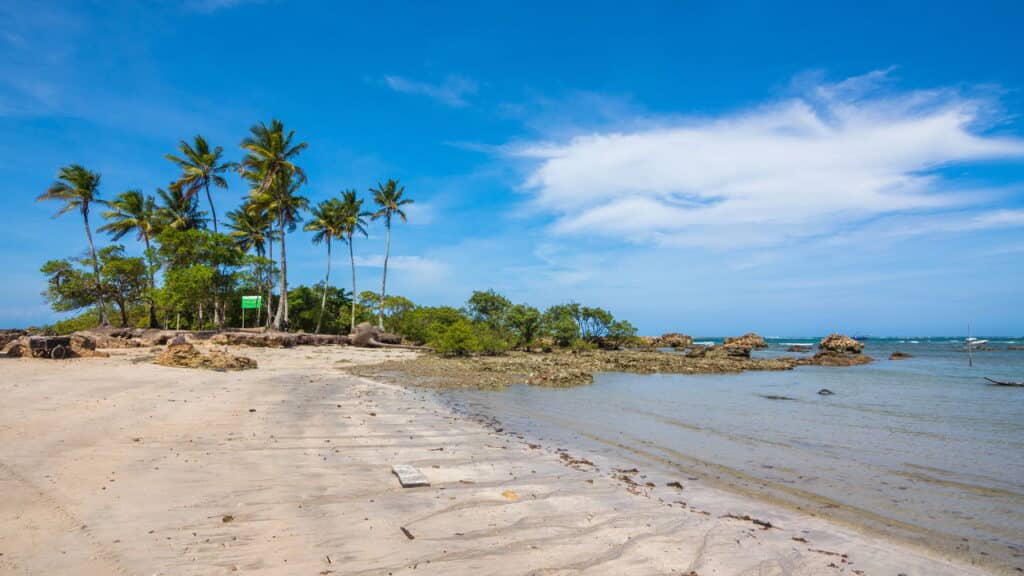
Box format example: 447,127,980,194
430,318,479,356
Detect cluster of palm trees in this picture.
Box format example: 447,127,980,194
37,119,414,333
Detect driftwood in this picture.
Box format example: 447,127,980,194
985,377,1024,387
350,322,432,351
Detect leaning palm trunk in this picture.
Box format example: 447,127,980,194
378,218,390,329
83,211,109,326
204,181,218,233
316,235,331,334
272,209,288,330
348,234,357,333
265,233,275,328
143,235,158,328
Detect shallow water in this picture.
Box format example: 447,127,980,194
443,339,1024,570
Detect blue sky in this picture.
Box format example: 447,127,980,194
2,0,1023,336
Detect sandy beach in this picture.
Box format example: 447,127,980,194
0,345,998,575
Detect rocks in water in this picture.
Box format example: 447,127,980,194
787,345,812,352
818,333,864,354
154,341,256,371
724,332,768,349
1008,346,1024,351
889,351,913,360
654,333,694,349
799,333,872,367
817,388,835,396
760,394,795,401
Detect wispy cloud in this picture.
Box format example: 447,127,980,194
383,75,478,107
354,254,448,283
511,70,1024,249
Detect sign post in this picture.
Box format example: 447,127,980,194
241,295,262,329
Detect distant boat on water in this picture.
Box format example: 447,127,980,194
966,337,990,347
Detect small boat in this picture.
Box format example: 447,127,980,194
985,377,1024,387
966,337,989,346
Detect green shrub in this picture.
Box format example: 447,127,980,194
430,319,479,356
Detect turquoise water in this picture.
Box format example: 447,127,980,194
443,339,1024,571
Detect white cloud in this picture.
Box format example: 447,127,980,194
353,254,447,283
513,71,1024,249
383,75,478,107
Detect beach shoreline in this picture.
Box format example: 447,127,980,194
0,345,1004,575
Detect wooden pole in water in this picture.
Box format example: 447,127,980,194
968,322,974,368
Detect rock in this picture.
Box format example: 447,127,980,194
818,333,864,354
787,345,812,352
210,332,298,348
656,333,694,348
2,336,30,357
724,333,768,349
65,333,108,357
1007,346,1024,351
889,351,913,360
153,341,256,371
800,352,873,367
817,388,835,395
0,329,27,349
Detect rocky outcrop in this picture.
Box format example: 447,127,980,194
686,344,752,359
787,345,812,352
154,338,256,370
724,333,768,349
2,333,108,358
799,333,872,367
0,329,27,349
655,333,694,349
890,351,913,360
818,333,864,354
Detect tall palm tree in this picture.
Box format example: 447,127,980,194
370,179,413,329
304,198,345,333
227,202,277,328
98,189,160,327
339,189,369,333
36,164,109,326
240,119,308,331
165,135,235,233
156,186,207,231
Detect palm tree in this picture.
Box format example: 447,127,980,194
240,119,308,330
304,198,345,333
370,179,413,329
98,190,160,327
36,164,109,326
227,202,277,328
338,189,369,333
156,186,207,231
165,135,234,233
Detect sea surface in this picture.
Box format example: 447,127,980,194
442,338,1024,571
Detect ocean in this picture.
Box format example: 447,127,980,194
442,338,1024,571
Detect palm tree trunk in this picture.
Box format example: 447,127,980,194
348,234,357,334
265,233,275,328
83,209,109,326
316,236,331,334
379,217,390,330
143,234,158,328
273,209,288,330
205,181,218,233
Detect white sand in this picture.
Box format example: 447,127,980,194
0,345,995,575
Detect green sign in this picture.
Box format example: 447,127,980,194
241,295,262,310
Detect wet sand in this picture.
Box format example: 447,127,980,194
0,345,998,575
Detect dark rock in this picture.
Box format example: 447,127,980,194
817,388,835,395
889,351,913,360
